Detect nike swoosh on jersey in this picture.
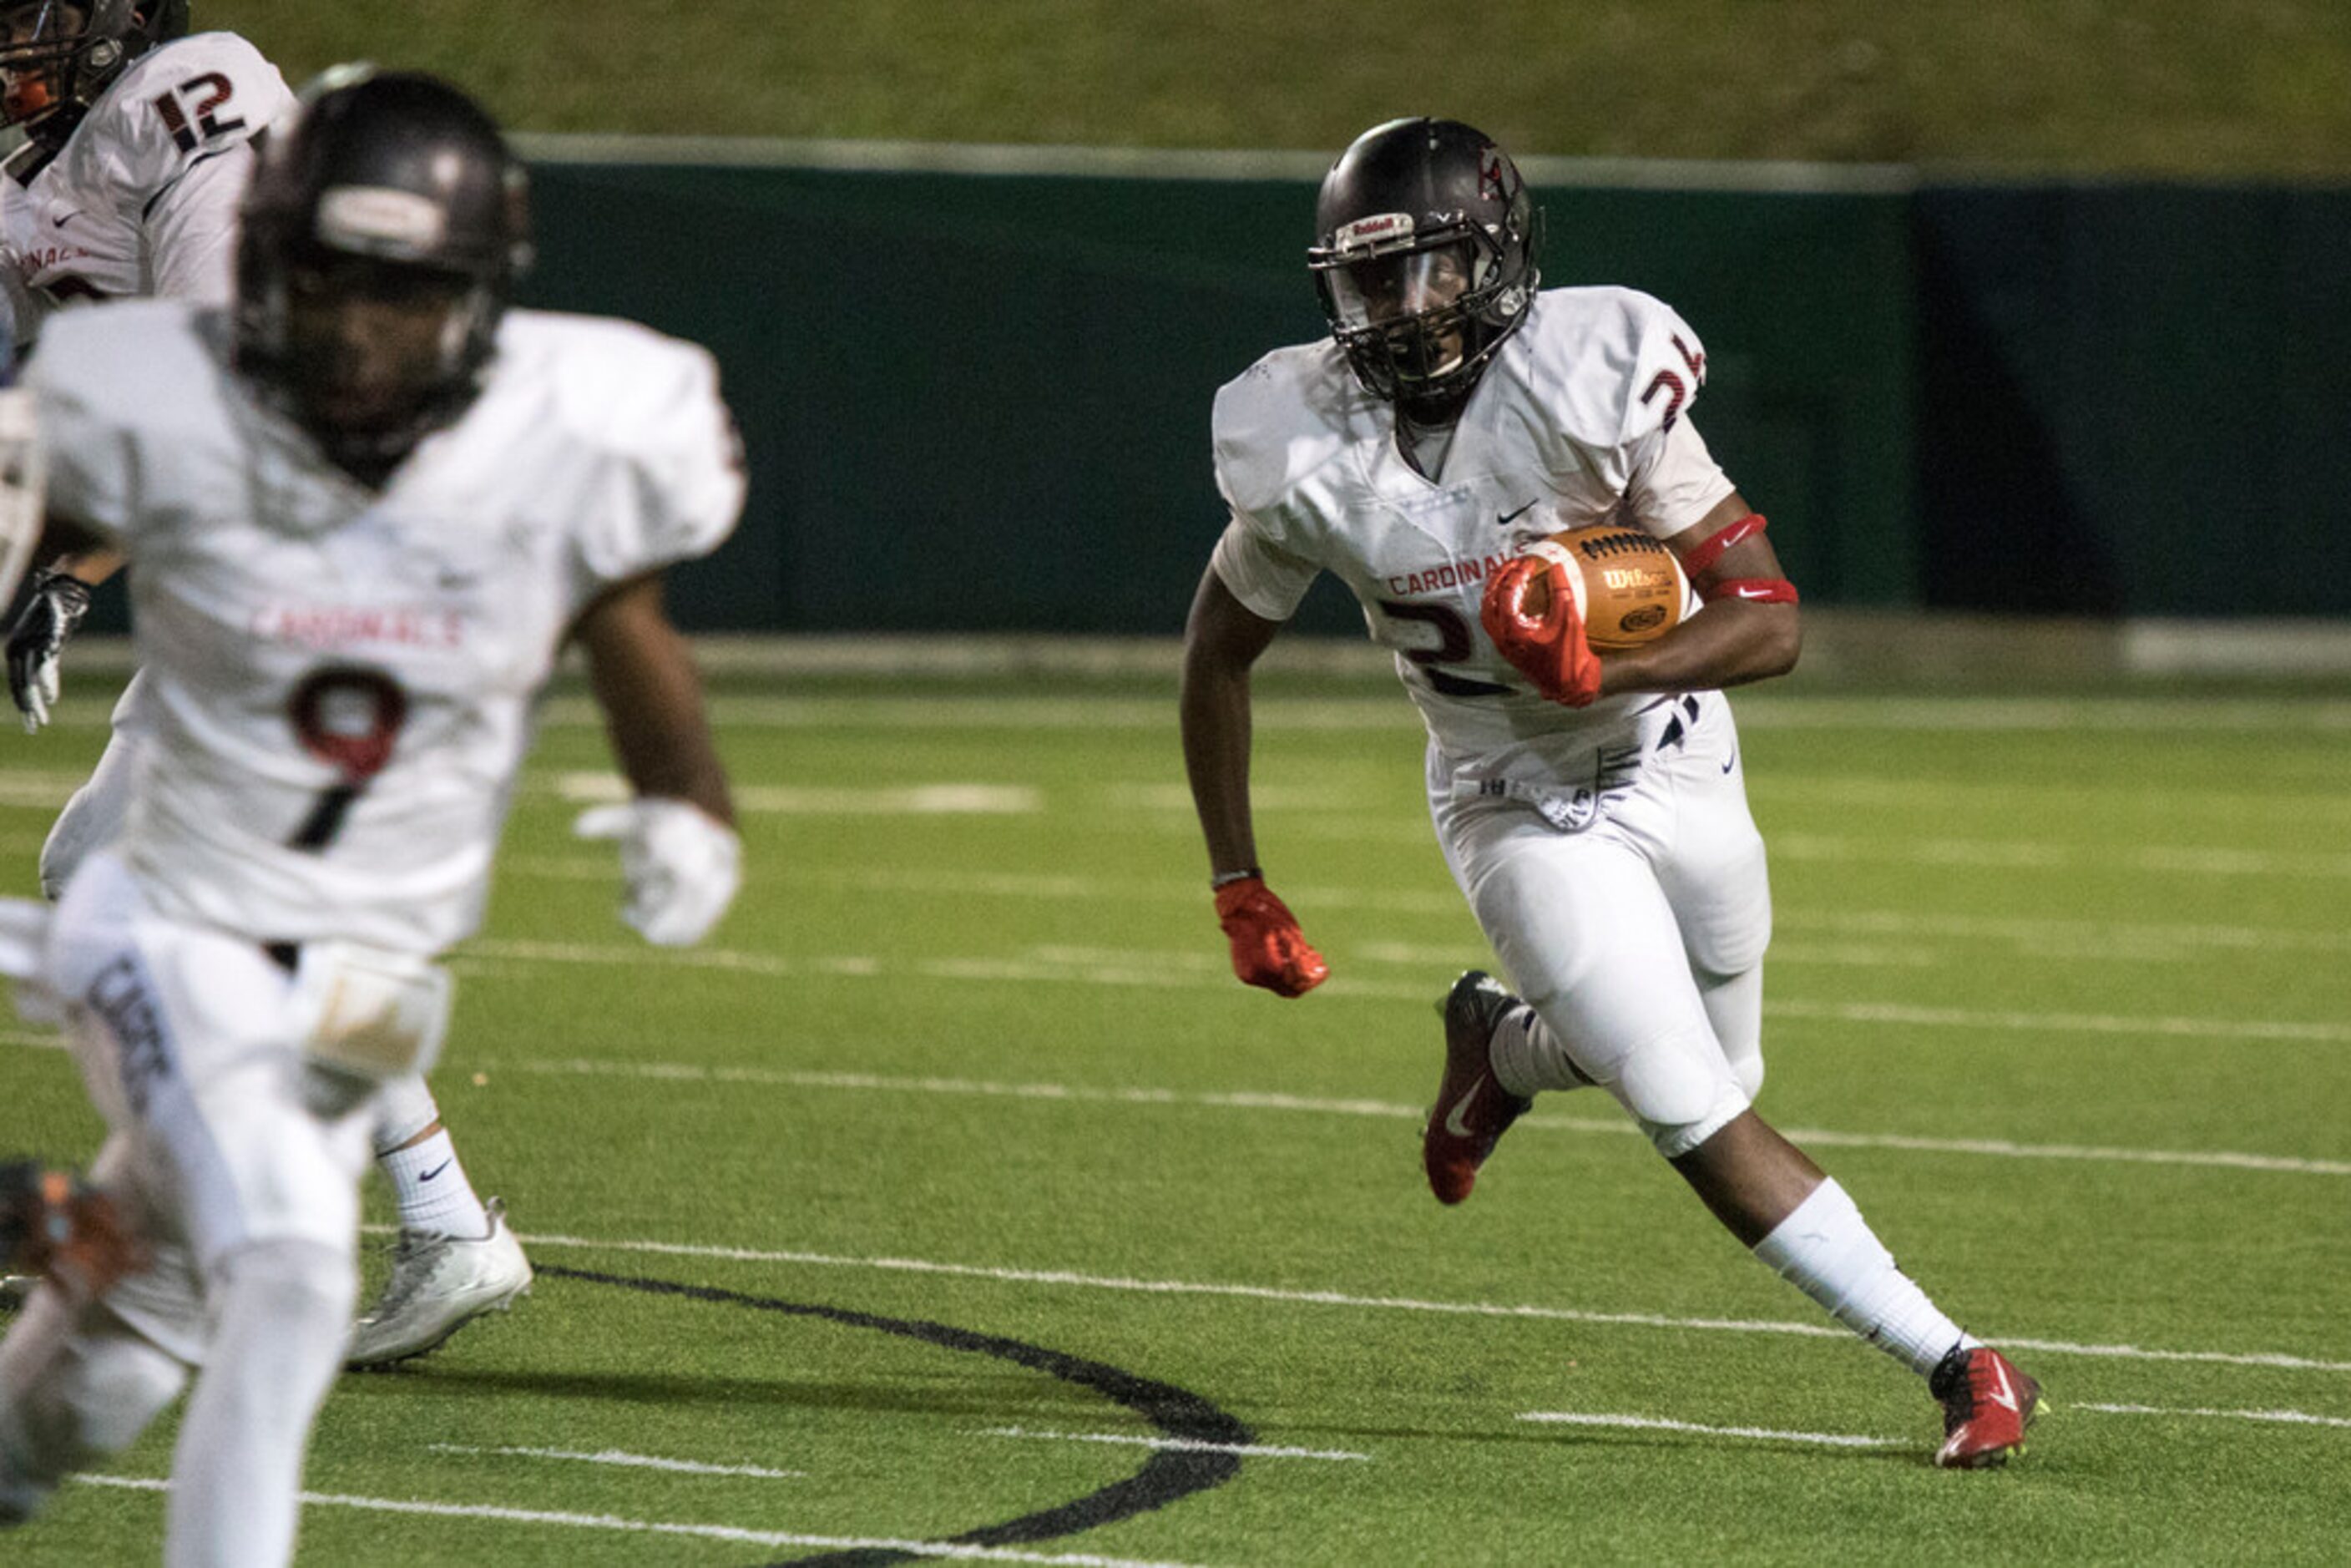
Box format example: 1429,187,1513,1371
51,210,78,228
1496,500,1540,529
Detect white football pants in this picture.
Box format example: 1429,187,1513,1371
0,851,374,1565
1428,691,1772,1156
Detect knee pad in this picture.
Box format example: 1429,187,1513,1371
1640,1085,1752,1160
1563,1019,1753,1160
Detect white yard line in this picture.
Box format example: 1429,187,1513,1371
493,1055,2351,1178
2075,1403,2351,1430
427,1444,804,1478
979,1426,1370,1462
1772,833,2351,880
1526,1404,2351,1444
498,860,2351,964
487,1227,2351,1376
1762,997,2351,1046
551,772,1043,815
70,1476,1206,1565
1515,1412,1903,1449
447,935,2351,1046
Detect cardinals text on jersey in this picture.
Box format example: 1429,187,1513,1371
26,299,746,954
1,30,291,345
1211,286,1735,781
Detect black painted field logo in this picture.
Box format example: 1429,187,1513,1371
538,1265,1254,1566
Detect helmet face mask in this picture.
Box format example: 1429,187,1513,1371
1308,119,1540,417
0,1,182,134
269,253,486,439
235,66,533,481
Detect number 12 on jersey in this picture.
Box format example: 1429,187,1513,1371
150,73,245,154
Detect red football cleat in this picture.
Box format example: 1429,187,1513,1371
1930,1344,2043,1469
1422,971,1534,1206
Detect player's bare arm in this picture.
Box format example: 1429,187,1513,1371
1595,492,1802,700
571,569,742,948
1180,563,1328,997
574,569,733,827
1179,563,1281,878
29,543,124,586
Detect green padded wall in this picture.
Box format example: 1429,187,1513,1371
518,160,1920,632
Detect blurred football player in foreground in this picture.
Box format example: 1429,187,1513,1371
0,0,538,1368
1181,118,2040,1469
0,67,744,1562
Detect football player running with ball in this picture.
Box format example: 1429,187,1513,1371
0,68,744,1562
0,3,535,1367
1181,118,2040,1469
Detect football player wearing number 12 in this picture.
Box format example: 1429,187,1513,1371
0,68,745,1563
1181,118,2041,1468
0,3,536,1366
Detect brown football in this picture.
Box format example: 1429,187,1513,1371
1518,524,1688,650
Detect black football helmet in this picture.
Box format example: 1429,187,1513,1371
0,1,188,135
235,65,533,479
1307,118,1540,416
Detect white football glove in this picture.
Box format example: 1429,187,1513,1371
572,798,741,947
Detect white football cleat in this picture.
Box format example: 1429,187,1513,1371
346,1198,532,1370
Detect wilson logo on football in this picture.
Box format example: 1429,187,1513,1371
1521,524,1690,651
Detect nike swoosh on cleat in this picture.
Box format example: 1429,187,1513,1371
1442,1081,1484,1139
417,1160,454,1183
1987,1360,2020,1413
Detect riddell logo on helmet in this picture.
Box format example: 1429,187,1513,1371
1337,213,1414,249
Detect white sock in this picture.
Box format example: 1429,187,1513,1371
1751,1179,1974,1378
378,1130,490,1240
1488,1003,1594,1098
167,1240,352,1568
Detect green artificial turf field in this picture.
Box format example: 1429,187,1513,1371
4,665,2348,1564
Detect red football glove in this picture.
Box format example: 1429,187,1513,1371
1213,876,1329,997
1,1161,144,1302
1480,553,1605,707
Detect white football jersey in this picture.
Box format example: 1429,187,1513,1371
1211,286,1737,781
0,31,291,346
28,301,746,954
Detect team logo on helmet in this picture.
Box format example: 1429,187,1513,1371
1478,146,1514,204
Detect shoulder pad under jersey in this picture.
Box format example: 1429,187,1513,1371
71,33,293,212
1515,286,1712,448
1211,340,1363,521
491,309,747,579
25,299,216,535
